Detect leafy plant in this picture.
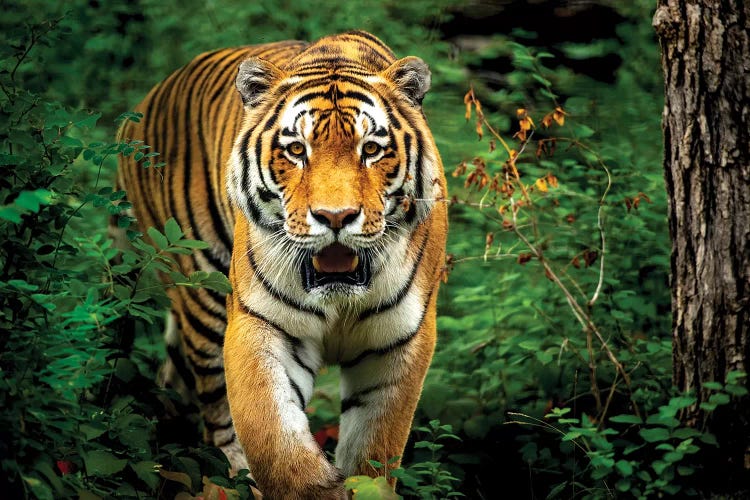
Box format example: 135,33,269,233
345,420,463,500
0,20,239,497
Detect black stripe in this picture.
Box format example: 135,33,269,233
279,332,317,378
358,229,428,321
260,96,290,132
341,382,392,413
245,196,265,225
386,187,405,217
238,128,255,205
178,60,232,273
215,433,236,448
167,344,196,388
165,56,195,245
246,245,326,317
200,109,233,258
408,131,425,224
339,331,416,369
292,349,316,378
291,75,372,97
197,383,226,405
205,288,229,316
385,129,402,181
135,86,168,227
189,361,225,376
289,378,305,409
203,49,249,105
183,308,225,346
205,418,234,432
181,285,228,326
236,305,299,348
235,305,316,386
340,285,438,369
252,133,270,194
182,330,217,359
344,30,397,59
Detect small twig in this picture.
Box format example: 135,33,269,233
588,160,612,307
506,412,590,455
598,372,620,429
586,325,602,413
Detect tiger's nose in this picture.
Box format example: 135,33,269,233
311,207,361,229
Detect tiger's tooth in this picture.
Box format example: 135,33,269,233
312,256,321,272
350,255,359,272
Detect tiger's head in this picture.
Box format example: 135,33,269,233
227,35,444,296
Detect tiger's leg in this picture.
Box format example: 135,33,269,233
224,305,344,498
173,287,249,474
336,311,437,482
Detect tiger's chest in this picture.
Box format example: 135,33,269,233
236,222,428,363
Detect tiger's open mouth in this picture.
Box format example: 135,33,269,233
301,243,371,291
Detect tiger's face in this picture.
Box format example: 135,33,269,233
228,56,441,295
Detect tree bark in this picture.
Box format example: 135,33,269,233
654,0,750,494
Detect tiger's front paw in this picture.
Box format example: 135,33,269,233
260,466,345,500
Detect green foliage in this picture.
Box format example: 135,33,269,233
513,374,747,499
394,420,464,499
345,420,463,500
0,20,238,498
0,1,710,499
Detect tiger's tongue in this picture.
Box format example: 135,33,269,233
312,243,359,273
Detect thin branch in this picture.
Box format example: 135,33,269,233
588,159,612,307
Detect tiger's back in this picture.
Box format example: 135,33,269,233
118,31,447,498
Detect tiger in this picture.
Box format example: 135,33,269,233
117,30,447,498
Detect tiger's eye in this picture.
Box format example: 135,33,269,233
288,142,305,157
362,141,381,156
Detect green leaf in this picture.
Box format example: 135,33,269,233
615,460,633,477
531,73,552,87
33,462,65,495
164,217,183,243
609,414,642,424
74,111,102,128
15,189,53,212
194,271,232,294
707,392,730,406
159,469,193,489
0,206,22,223
573,124,595,138
84,450,128,476
130,460,161,490
545,482,567,499
677,465,695,476
725,384,749,397
699,432,718,446
80,422,107,441
639,427,670,442
147,226,168,250
22,476,54,500
672,427,701,439
344,476,399,500
174,239,211,249
616,479,631,492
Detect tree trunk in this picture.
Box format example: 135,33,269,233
654,0,750,494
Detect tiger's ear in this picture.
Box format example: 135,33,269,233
381,56,431,106
236,57,287,108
